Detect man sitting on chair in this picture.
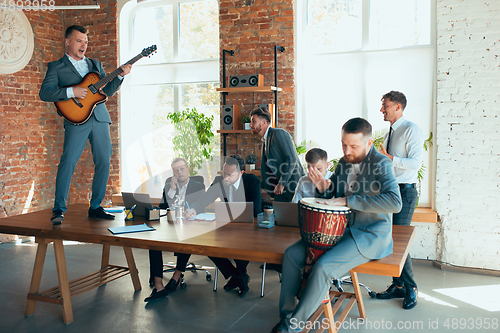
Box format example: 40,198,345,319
185,155,262,297
272,118,402,332
146,157,205,302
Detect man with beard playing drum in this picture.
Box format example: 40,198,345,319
271,117,402,333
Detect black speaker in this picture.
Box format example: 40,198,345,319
222,105,242,130
229,74,264,88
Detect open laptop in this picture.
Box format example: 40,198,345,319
273,202,299,227
214,202,254,223
121,192,154,217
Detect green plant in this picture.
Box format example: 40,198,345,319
241,115,251,123
416,132,433,205
246,154,256,164
166,107,215,176
295,140,308,156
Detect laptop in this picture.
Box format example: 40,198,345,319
273,202,299,227
214,202,254,223
121,192,154,217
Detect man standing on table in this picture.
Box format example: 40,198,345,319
271,118,402,333
249,107,304,202
39,25,132,224
376,90,424,310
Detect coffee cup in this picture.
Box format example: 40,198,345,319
264,208,273,215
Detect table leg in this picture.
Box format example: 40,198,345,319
25,238,49,317
99,244,111,286
123,247,141,291
53,239,74,325
350,271,366,319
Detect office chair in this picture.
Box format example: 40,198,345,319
162,175,215,283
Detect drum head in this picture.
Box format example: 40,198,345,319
299,197,350,211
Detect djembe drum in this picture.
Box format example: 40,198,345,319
297,198,354,298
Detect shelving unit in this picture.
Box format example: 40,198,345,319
219,46,285,156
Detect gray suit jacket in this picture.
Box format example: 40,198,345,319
261,127,305,197
39,56,123,123
318,146,402,260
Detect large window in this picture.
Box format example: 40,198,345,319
120,0,220,196
297,0,435,206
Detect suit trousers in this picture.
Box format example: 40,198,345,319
392,186,418,289
208,257,249,279
278,230,369,333
53,116,112,212
149,250,192,278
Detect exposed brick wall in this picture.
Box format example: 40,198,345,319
435,0,500,270
219,0,295,163
0,2,120,242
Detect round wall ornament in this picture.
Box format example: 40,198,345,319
0,9,34,74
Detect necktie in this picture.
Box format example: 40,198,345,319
386,127,393,154
228,185,234,203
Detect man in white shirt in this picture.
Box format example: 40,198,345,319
292,148,333,203
376,90,424,310
39,25,132,224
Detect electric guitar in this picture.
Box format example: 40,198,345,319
54,45,157,125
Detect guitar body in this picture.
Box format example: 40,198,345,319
54,72,108,125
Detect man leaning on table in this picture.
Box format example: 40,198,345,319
376,90,424,310
271,118,402,333
185,155,262,297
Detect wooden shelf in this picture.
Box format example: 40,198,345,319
217,86,282,93
217,130,253,134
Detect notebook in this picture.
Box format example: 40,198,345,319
108,223,155,235
121,192,154,217
214,202,254,223
273,202,299,227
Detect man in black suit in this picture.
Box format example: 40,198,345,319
249,108,305,202
186,155,262,297
146,157,205,302
39,25,131,224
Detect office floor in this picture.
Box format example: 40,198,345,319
0,240,498,333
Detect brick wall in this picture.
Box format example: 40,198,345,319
219,0,295,164
435,0,500,270
0,1,120,242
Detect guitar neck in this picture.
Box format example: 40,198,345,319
93,53,142,90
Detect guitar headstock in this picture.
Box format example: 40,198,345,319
141,45,157,58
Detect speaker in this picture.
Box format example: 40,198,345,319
258,103,275,128
222,105,242,130
229,74,264,88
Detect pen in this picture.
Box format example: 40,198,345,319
131,204,137,210
185,201,191,214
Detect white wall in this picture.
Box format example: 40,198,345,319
432,0,500,270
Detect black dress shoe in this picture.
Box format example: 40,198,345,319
238,273,250,297
88,207,115,220
144,288,168,302
376,284,406,299
224,276,240,290
165,273,183,293
403,287,418,309
51,210,64,224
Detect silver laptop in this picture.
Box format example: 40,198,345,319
214,202,254,223
121,192,154,217
274,202,299,227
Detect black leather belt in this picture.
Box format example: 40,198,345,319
399,183,416,188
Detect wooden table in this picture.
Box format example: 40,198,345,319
0,204,300,325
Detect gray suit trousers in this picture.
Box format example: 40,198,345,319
278,229,370,332
54,116,112,212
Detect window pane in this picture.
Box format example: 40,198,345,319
133,5,174,64
308,0,362,53
180,0,219,60
369,0,431,48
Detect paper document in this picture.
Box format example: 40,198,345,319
188,213,216,221
108,223,155,235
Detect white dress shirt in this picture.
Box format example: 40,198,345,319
66,54,89,98
293,170,333,203
228,175,242,202
167,179,191,205
383,116,424,184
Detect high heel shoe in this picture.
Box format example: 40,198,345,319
165,273,184,293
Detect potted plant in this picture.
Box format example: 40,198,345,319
166,107,215,175
241,115,251,130
245,154,256,171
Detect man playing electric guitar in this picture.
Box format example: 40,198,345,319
39,25,132,224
